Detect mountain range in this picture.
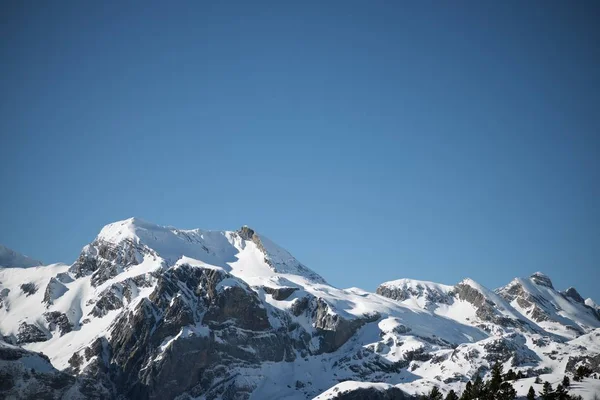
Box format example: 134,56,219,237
1,218,599,399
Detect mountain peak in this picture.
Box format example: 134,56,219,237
0,244,42,268
237,225,256,241
530,272,554,288
563,287,585,303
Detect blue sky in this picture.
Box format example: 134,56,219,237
1,1,598,298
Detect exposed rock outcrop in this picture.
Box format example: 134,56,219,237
19,282,37,296
16,322,48,344
42,277,68,306
43,311,72,336
263,286,298,300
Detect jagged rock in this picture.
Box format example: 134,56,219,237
291,296,310,316
55,272,74,283
0,287,9,310
68,352,84,372
237,226,256,241
0,341,82,399
43,311,72,336
313,298,380,353
263,286,298,300
16,322,48,344
530,272,554,289
42,277,68,306
455,283,499,322
483,336,539,366
91,265,300,399
19,282,37,296
376,282,452,308
90,286,124,317
454,283,520,328
564,287,585,304
1,340,112,399
565,353,600,374
88,274,154,317
69,238,145,286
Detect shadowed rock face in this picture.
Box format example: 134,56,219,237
60,260,380,399
530,272,554,289
69,239,146,286
1,341,111,400
0,343,75,399
564,287,585,304
43,312,72,336
0,288,10,310
19,283,37,296
313,298,381,353
72,264,305,399
16,323,48,344
263,286,298,300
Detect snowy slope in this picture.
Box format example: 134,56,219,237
497,272,600,338
0,244,42,268
1,217,599,399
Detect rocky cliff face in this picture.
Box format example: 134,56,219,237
1,218,599,399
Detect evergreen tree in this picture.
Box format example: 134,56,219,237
460,381,473,400
539,381,554,400
428,386,443,400
554,384,569,400
472,375,484,399
445,389,459,400
561,375,570,388
504,369,517,381
496,381,517,400
574,365,593,381
535,376,543,384
489,362,504,393
527,386,536,400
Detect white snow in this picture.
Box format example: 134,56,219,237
1,217,599,399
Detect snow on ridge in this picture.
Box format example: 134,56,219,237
379,277,454,292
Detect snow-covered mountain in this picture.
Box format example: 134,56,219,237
496,273,600,338
1,218,599,399
0,244,42,268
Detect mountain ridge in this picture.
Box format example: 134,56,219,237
0,244,42,268
1,217,599,399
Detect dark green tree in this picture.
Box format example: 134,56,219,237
496,381,517,400
539,381,554,400
504,369,517,381
527,386,536,400
472,374,485,398
428,386,443,400
554,384,569,400
445,389,459,400
561,375,570,388
574,365,592,381
460,381,473,400
489,362,504,394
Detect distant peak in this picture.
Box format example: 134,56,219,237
0,244,43,268
563,287,584,304
530,272,554,289
237,226,256,241
457,278,480,288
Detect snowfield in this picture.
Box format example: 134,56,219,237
1,217,599,399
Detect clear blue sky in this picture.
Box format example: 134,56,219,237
1,1,599,299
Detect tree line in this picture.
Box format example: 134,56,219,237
421,362,597,400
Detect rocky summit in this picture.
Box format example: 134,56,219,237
1,218,600,399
